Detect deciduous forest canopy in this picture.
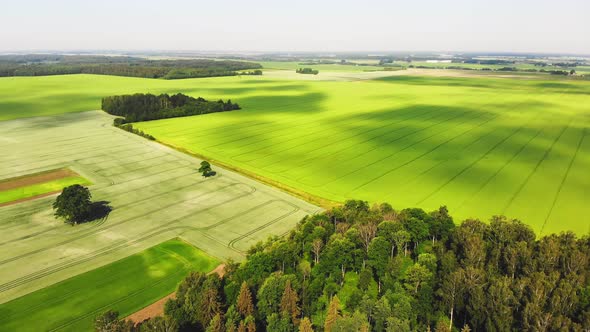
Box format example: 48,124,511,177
0,55,262,79
97,200,590,332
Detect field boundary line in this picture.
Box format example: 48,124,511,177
154,140,339,208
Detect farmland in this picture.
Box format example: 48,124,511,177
135,74,590,235
1,73,589,236
0,108,319,309
0,239,219,332
0,168,91,205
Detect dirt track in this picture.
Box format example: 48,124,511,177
126,264,226,324
0,168,76,191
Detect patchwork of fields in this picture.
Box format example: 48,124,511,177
0,239,219,331
0,72,588,240
0,110,319,306
0,168,91,205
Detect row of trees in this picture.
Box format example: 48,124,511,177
0,55,262,79
96,200,589,331
296,68,319,75
103,93,240,123
115,123,156,140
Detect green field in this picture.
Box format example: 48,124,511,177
134,75,590,235
1,73,589,237
0,176,92,204
0,239,219,332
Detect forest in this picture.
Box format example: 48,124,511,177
102,93,240,123
0,55,262,79
95,200,590,332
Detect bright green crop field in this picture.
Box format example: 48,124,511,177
1,73,589,235
0,176,92,205
0,239,219,332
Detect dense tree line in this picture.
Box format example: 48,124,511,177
0,55,262,79
103,93,240,123
96,200,589,331
296,68,319,75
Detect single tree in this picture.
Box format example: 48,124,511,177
311,238,323,264
324,296,341,332
206,313,224,332
53,184,92,225
280,280,300,324
299,317,314,332
237,282,255,317
198,160,216,177
94,310,125,332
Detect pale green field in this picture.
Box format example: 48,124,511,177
0,239,219,332
0,110,319,305
0,176,91,204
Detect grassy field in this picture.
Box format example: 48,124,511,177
0,175,91,205
0,109,319,305
0,239,219,332
134,75,590,235
1,73,588,236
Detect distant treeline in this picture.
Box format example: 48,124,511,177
407,64,579,75
0,55,262,79
296,68,319,75
103,93,240,123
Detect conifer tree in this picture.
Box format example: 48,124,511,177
324,296,341,332
280,280,300,324
206,313,224,332
299,317,314,332
237,282,255,317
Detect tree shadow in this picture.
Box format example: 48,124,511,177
78,201,112,224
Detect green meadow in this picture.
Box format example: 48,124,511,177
1,73,589,235
0,176,91,204
0,239,219,332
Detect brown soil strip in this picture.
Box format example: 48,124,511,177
0,168,77,191
126,264,226,324
125,293,176,324
0,190,60,207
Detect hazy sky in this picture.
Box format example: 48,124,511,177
1,0,589,54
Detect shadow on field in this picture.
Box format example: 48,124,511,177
235,91,327,114
178,83,309,97
74,201,112,225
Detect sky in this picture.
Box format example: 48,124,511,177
1,0,589,54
